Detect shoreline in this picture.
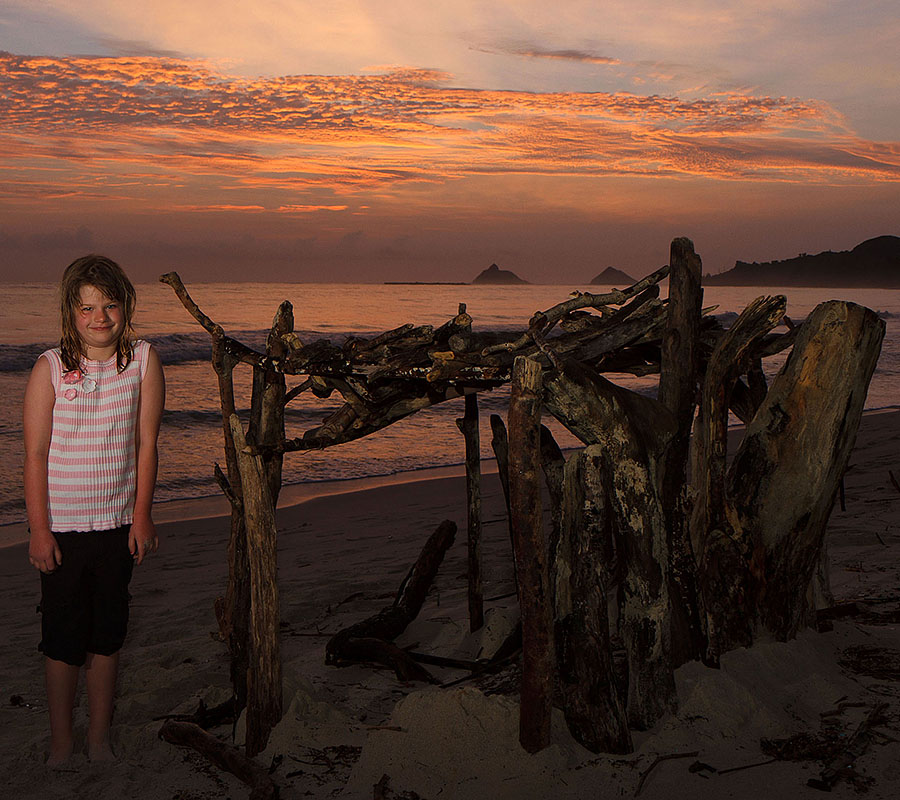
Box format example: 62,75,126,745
3,404,897,551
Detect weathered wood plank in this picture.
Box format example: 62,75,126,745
507,356,555,752
456,393,484,632
658,237,705,666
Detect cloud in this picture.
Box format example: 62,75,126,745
0,50,898,227
473,42,620,65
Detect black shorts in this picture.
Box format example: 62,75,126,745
39,527,134,667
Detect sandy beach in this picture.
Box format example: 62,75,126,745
1,409,898,799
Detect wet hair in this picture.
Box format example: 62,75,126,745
59,255,137,372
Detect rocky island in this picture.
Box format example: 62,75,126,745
471,263,529,284
590,266,636,286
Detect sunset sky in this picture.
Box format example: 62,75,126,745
2,1,898,283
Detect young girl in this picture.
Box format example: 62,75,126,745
23,255,165,765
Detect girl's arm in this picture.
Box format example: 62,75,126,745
24,357,61,573
130,345,165,565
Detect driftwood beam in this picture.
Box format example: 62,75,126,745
325,520,457,682
658,236,705,667
482,264,670,356
159,719,278,800
456,393,484,633
507,356,555,753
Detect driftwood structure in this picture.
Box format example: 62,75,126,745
160,236,884,763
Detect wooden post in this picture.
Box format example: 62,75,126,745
658,237,704,666
211,336,250,713
456,393,484,632
229,415,282,758
555,447,631,753
507,356,555,753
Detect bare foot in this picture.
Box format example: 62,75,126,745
87,739,116,763
46,739,74,767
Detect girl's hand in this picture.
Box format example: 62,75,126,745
129,517,158,565
29,529,62,573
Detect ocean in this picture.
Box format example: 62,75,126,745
1,281,897,529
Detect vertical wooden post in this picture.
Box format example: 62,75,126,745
456,392,484,632
658,237,704,666
212,336,250,715
229,415,283,758
507,356,555,753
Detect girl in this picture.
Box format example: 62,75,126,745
23,255,165,765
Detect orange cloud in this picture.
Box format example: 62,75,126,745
1,50,898,222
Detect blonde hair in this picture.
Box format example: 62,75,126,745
59,255,137,372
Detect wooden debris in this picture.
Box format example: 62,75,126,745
456,393,484,632
507,356,555,753
159,719,278,800
325,520,457,683
635,750,699,796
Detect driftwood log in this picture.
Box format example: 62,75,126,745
325,520,457,683
507,356,555,753
456,392,484,632
159,719,278,800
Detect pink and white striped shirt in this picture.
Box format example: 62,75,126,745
42,340,151,532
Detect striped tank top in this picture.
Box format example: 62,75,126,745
42,340,151,532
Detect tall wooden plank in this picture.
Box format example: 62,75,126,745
658,237,704,666
507,356,555,753
456,392,484,632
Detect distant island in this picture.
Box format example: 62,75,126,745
705,235,900,287
471,263,529,284
590,266,636,286
384,281,468,286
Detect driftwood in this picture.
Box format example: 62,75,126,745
657,238,704,667
161,238,885,762
325,520,457,683
544,359,677,729
229,414,283,757
691,294,787,663
507,356,555,753
158,719,278,800
456,392,484,632
727,301,885,641
554,446,631,753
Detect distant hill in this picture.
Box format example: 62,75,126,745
705,236,900,287
471,263,529,284
590,267,636,286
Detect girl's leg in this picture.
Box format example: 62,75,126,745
45,657,79,765
84,651,119,761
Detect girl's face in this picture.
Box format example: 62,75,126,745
74,284,125,359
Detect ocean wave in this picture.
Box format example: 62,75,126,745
0,329,349,372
